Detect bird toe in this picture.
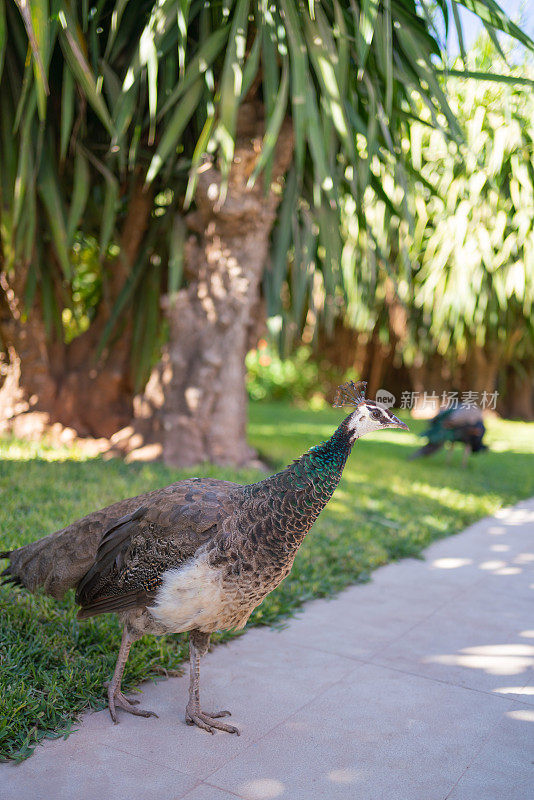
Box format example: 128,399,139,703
186,709,239,735
109,691,158,721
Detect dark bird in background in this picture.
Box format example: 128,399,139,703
1,382,408,735
411,404,487,466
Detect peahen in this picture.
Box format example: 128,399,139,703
411,403,487,466
1,382,407,735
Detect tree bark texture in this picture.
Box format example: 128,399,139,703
461,345,500,397
503,365,534,420
144,105,294,467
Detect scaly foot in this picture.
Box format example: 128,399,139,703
185,705,239,735
108,687,159,724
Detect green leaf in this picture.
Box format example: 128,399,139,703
267,166,297,315
247,56,289,188
383,0,393,117
110,83,138,149
167,213,185,295
279,0,307,174
145,78,203,185
58,8,115,136
139,22,158,145
60,63,75,160
133,262,161,390
457,0,534,52
29,0,50,121
97,239,150,356
332,0,349,98
14,0,50,118
215,0,250,192
0,0,7,83
305,87,332,196
302,7,355,160
38,152,71,279
240,32,261,100
177,0,192,75
184,107,215,209
100,175,119,254
13,92,36,230
257,0,281,185
104,0,130,60
67,149,90,243
13,47,36,133
158,25,229,119
357,0,380,68
442,69,534,88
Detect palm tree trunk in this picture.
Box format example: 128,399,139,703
0,266,59,432
140,105,293,467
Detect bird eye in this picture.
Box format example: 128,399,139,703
370,409,381,420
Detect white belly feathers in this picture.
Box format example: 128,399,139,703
148,554,227,633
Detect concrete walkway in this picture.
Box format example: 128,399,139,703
2,500,534,800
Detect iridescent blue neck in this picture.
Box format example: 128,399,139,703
243,416,354,559
254,415,354,495
295,417,353,482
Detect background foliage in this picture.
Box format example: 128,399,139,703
408,42,534,367
1,1,532,391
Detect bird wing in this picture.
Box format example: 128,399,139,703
75,478,238,619
444,405,483,427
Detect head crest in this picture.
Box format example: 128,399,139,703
332,380,368,408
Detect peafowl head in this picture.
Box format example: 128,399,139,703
333,381,409,441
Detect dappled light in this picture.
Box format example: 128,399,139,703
238,778,285,799
493,567,522,575
428,644,534,677
432,558,473,569
495,686,534,697
327,768,360,784
506,709,534,723
494,507,534,526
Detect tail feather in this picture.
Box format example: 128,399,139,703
1,571,23,587
0,492,159,600
409,441,444,459
1,553,23,587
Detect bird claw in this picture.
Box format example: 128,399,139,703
185,708,239,735
108,689,158,724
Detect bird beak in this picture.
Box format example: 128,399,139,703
388,413,409,431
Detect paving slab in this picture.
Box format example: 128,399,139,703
63,628,358,779
446,705,534,800
2,498,533,800
206,663,515,800
0,741,198,800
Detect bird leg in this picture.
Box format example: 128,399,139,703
462,444,469,468
107,628,158,724
185,630,239,735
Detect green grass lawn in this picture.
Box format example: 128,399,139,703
1,402,534,761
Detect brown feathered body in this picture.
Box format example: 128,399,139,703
2,417,355,638
1,390,410,734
